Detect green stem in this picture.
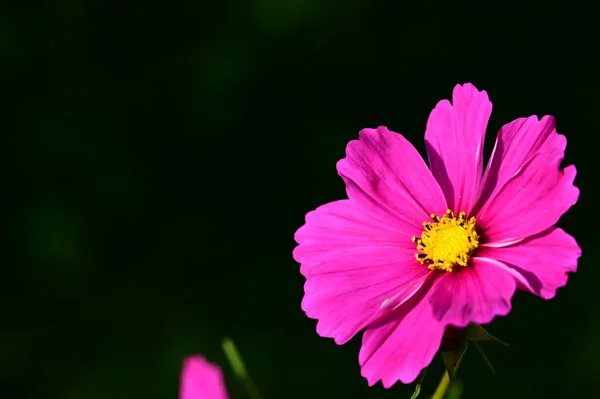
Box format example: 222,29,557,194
431,372,450,399
222,338,264,399
243,377,263,399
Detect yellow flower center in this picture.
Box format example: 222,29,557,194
412,210,479,272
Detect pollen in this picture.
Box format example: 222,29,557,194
412,210,479,272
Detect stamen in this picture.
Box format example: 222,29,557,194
412,209,479,272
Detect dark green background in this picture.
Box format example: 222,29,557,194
1,1,596,398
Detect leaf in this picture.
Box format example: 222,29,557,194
409,382,422,399
466,324,509,347
441,340,467,381
409,368,428,399
471,340,496,374
447,380,464,399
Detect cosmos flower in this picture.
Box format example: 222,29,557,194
180,356,229,399
293,83,580,387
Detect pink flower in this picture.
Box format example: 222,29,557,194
180,356,229,399
293,83,581,388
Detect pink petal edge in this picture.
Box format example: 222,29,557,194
476,150,578,245
475,115,578,244
180,356,229,399
424,83,492,215
337,126,447,238
359,274,445,387
294,200,431,345
429,258,516,327
478,227,581,299
476,115,566,211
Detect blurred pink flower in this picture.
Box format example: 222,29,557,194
293,83,581,387
180,356,229,399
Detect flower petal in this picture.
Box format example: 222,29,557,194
475,116,566,213
474,115,578,244
359,276,445,387
294,200,431,344
337,126,447,237
180,356,229,399
429,258,516,327
424,83,492,214
477,227,580,299
475,148,578,244
294,199,415,275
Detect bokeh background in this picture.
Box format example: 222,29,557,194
1,1,597,398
